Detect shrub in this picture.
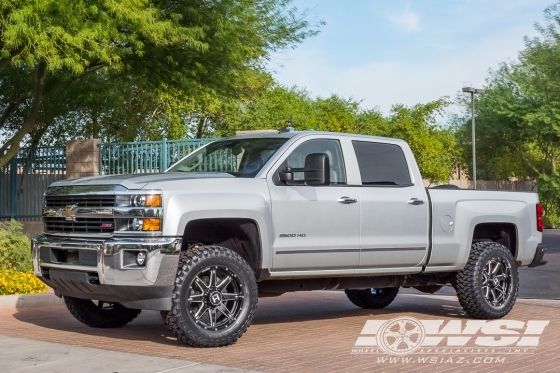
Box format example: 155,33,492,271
0,220,32,272
0,270,47,295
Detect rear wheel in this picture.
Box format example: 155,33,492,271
455,242,519,319
64,296,141,328
345,287,399,309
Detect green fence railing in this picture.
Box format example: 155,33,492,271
0,138,219,220
0,146,66,220
98,138,219,175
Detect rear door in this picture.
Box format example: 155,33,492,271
350,140,430,269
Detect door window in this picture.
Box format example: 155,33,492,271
352,141,411,186
280,139,347,185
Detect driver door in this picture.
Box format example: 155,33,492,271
268,137,361,271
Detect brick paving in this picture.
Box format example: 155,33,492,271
0,291,558,373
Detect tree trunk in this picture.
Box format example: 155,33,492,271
552,145,557,173
196,115,206,139
0,62,47,168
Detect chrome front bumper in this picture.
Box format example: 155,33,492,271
32,234,182,310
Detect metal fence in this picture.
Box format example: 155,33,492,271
0,138,217,220
0,146,66,220
99,138,218,175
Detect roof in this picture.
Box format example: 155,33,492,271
228,130,406,144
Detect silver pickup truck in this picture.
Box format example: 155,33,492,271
32,131,547,347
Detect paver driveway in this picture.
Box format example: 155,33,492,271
0,291,558,373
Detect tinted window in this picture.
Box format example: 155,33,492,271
167,138,287,177
352,141,411,186
282,139,347,185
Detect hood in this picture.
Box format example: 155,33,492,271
50,172,235,190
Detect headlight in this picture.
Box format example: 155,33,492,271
129,218,143,231
131,195,146,207
127,217,161,231
117,193,162,207
130,194,162,207
114,191,163,234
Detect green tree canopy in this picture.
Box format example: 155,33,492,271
0,0,320,166
454,1,560,224
197,80,456,183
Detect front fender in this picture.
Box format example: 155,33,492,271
164,190,273,271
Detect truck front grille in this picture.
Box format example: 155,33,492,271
44,217,114,234
45,195,115,208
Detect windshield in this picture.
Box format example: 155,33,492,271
167,138,288,177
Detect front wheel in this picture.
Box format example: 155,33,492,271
455,242,519,319
64,297,141,328
167,246,258,347
345,287,399,309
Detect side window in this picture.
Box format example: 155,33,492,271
283,139,347,185
352,141,412,186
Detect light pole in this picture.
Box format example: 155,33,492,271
462,87,483,189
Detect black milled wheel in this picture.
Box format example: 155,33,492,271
345,287,399,309
455,242,519,319
64,296,141,328
166,246,258,347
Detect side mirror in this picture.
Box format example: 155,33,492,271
279,153,330,186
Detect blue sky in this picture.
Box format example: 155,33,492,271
270,0,553,115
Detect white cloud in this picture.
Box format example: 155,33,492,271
387,5,420,32
271,25,531,116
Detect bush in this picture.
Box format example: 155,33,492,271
0,269,47,295
537,173,560,228
0,220,32,272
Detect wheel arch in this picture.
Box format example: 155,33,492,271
180,218,264,278
472,222,518,259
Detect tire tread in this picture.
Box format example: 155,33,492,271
64,297,141,328
167,245,258,347
455,242,519,319
345,287,399,309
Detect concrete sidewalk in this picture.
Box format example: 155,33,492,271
0,293,64,309
0,291,558,373
0,335,262,373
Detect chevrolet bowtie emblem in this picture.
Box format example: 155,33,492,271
63,205,78,221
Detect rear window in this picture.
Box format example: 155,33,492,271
352,141,412,186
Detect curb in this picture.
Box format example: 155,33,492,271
0,293,64,309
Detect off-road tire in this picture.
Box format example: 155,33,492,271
160,311,174,332
455,242,519,319
167,245,258,347
345,287,399,309
64,296,141,328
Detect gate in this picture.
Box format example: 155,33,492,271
0,146,66,220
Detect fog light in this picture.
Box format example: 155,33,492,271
136,252,146,266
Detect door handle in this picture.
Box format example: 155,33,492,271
338,196,357,204
407,198,424,205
